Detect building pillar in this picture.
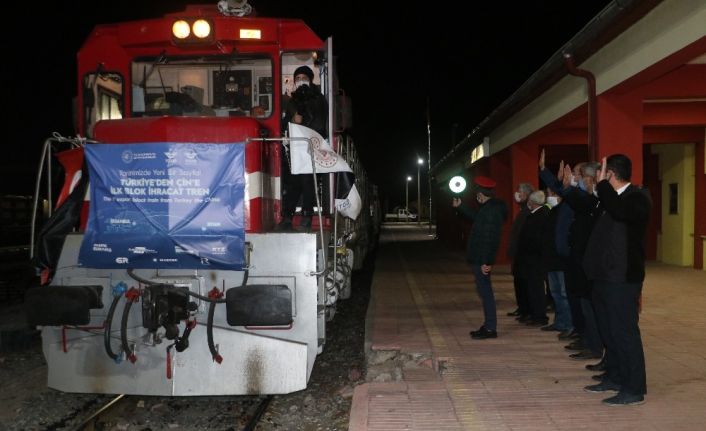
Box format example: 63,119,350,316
596,93,644,183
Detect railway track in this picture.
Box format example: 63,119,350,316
68,394,274,431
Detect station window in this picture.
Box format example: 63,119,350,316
130,54,273,119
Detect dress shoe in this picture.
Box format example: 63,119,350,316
516,314,531,323
540,323,559,331
564,340,585,351
469,326,487,337
557,329,579,340
602,392,645,406
556,329,572,339
470,327,497,340
506,309,522,317
584,380,620,393
592,372,607,381
586,358,607,372
570,350,602,360
526,318,549,327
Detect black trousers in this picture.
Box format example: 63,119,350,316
512,275,530,315
527,269,548,321
592,280,646,395
563,260,586,332
281,164,315,217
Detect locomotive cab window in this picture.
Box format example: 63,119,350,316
82,72,123,137
131,54,273,119
280,51,331,137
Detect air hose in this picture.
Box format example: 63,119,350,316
104,281,127,362
207,288,224,363
206,267,248,364
120,287,141,363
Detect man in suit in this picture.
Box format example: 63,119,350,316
582,154,651,406
516,190,550,326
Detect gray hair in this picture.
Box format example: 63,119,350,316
518,183,534,195
581,162,601,178
528,190,546,206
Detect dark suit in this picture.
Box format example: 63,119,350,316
516,205,550,322
583,181,651,396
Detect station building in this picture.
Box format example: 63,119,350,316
433,0,706,270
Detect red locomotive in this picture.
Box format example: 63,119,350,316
27,1,378,395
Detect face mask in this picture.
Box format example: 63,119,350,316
570,176,578,187
514,192,522,203
546,196,559,208
577,178,587,192
294,78,310,89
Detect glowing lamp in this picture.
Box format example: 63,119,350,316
192,19,211,38
239,28,262,39
449,176,466,194
172,20,190,39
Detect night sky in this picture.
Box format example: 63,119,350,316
6,0,611,206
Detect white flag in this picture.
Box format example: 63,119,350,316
335,174,362,220
288,123,362,220
288,123,351,174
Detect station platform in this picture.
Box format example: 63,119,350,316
349,224,706,431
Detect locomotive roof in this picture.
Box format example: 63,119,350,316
81,3,325,53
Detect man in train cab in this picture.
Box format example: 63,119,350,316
278,65,329,231
452,176,508,340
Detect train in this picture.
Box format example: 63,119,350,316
26,0,379,396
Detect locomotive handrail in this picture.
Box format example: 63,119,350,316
246,137,328,277
30,133,93,259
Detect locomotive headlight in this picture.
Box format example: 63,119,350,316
449,176,467,194
172,20,190,39
192,19,211,38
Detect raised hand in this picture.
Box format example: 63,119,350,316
563,164,572,188
597,156,608,182
557,160,565,180
539,149,546,170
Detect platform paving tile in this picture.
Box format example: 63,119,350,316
351,226,706,431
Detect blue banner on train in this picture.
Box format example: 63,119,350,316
79,143,245,270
